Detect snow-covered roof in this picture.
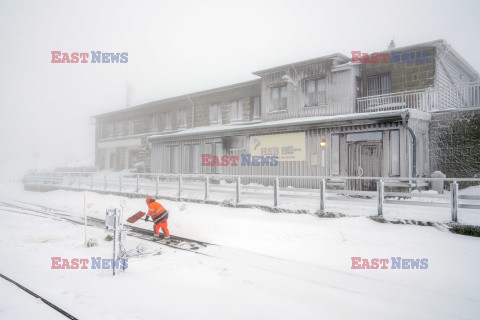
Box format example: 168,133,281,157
252,53,350,76
148,109,429,141
93,79,261,119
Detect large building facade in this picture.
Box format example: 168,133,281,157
93,40,480,189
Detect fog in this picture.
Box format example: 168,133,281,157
1,0,479,181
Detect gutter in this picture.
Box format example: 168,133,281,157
401,112,417,178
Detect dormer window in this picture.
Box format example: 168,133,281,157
210,104,222,124
128,120,134,135
177,109,187,129
150,115,158,132
251,96,261,119
271,85,287,111
107,123,114,137
230,99,243,122
163,112,172,131
115,121,124,136
305,78,326,107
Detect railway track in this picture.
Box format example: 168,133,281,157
0,200,213,253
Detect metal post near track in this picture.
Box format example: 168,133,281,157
205,176,209,200
178,175,183,199
378,179,384,216
451,181,459,222
236,177,241,204
273,177,279,207
319,178,326,213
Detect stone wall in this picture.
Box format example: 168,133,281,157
362,47,436,94
429,109,480,185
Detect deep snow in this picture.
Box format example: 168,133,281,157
0,183,480,319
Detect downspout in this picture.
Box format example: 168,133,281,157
401,112,417,178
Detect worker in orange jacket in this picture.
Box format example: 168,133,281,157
145,197,170,243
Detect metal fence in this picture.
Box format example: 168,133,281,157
24,172,480,223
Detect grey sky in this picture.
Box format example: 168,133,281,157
0,0,479,180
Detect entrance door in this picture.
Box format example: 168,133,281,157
347,142,382,190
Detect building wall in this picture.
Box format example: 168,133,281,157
259,59,358,121
150,119,415,188
429,109,480,182
362,47,436,95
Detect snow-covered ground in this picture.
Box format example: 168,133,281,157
1,183,480,319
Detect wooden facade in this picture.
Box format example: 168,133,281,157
93,40,478,188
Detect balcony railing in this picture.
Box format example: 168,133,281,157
357,82,480,113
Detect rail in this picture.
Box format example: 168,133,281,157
357,82,480,113
23,172,480,223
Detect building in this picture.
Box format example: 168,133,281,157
93,40,480,190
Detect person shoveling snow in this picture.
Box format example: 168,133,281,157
127,197,171,243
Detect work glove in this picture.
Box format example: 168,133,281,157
144,215,149,222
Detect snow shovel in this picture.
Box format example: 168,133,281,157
127,211,146,223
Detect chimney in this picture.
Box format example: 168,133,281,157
388,39,395,50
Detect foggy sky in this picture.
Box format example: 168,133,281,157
1,0,479,180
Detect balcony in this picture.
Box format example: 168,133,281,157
357,82,480,113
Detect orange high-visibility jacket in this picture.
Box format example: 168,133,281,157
147,201,168,222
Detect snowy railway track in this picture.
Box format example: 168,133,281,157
0,200,213,254
0,272,79,320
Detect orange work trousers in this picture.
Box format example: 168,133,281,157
154,220,170,237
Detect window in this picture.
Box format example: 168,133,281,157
177,109,187,128
128,120,134,135
271,86,287,111
305,78,326,106
367,74,391,96
331,134,340,175
150,115,158,132
390,130,400,176
192,144,200,173
163,112,172,131
230,99,243,122
183,145,190,173
115,122,124,136
107,123,114,137
210,104,222,124
251,96,261,119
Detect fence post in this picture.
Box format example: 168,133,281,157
273,177,279,207
377,179,384,216
90,173,93,190
119,175,122,192
320,178,326,213
136,174,139,194
104,175,107,190
451,181,458,222
236,177,241,204
178,175,183,198
205,176,209,200
155,175,159,197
